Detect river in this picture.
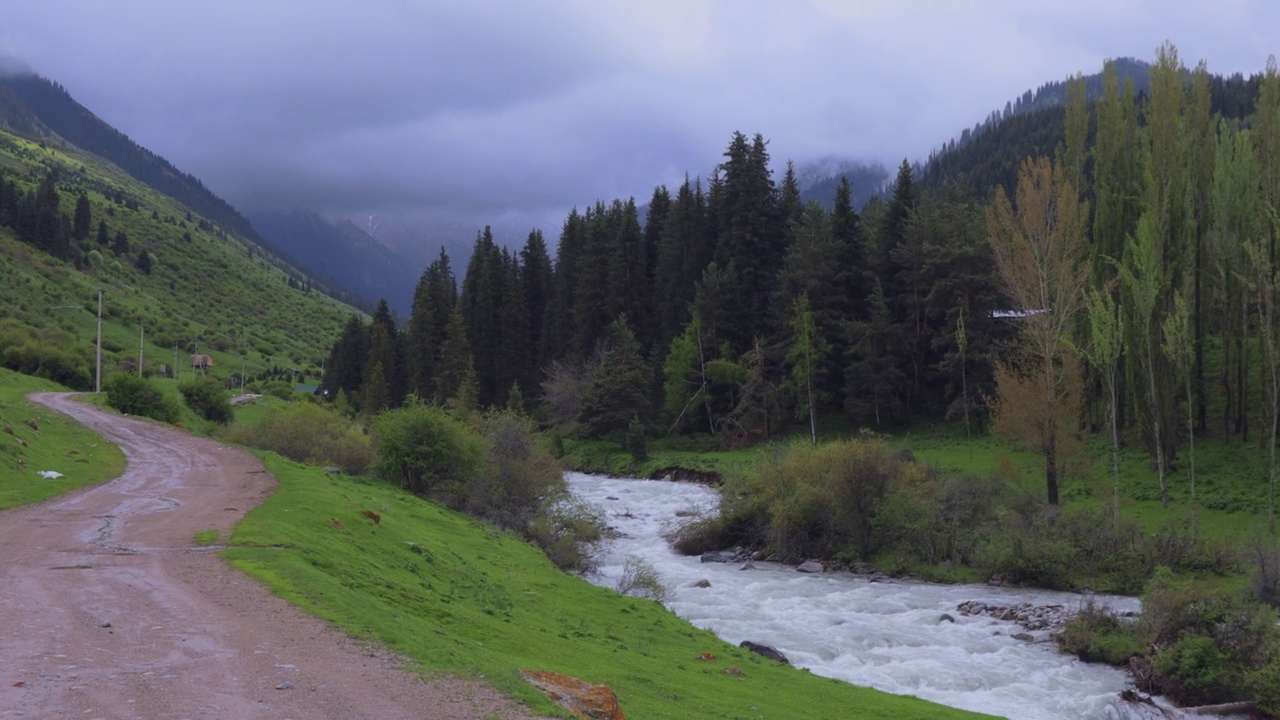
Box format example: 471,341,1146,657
566,472,1160,720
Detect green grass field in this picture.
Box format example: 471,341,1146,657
0,368,125,509
225,453,992,720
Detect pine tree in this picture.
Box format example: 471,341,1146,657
519,229,553,375
831,175,866,325
365,299,403,407
407,248,457,402
579,316,654,440
640,185,670,352
112,230,130,256
437,305,476,406
495,247,529,405
30,171,72,260
654,176,710,352
545,209,585,361
845,279,906,426
773,201,846,402
323,314,368,405
73,192,91,242
711,132,781,353
460,227,505,406
606,198,648,346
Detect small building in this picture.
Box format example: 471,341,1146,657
190,354,214,370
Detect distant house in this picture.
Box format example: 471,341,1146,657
190,354,214,370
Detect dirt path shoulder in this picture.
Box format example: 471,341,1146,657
0,393,547,720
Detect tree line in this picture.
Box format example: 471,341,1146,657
322,44,1280,523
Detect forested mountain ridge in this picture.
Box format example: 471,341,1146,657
918,55,1266,197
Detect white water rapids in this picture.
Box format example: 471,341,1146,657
567,472,1165,720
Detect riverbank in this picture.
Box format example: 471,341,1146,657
570,471,1147,720
223,453,993,719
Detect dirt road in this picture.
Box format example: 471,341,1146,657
1,394,547,719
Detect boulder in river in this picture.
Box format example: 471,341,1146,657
740,641,790,664
796,560,824,573
700,547,750,563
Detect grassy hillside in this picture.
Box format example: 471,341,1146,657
225,453,992,720
0,368,125,509
0,127,357,387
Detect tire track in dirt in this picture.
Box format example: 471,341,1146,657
1,393,549,720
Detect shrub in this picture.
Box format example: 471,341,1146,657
1056,598,1142,665
745,438,922,561
617,555,666,602
103,372,181,424
977,519,1080,590
371,403,486,499
228,401,372,474
0,318,92,390
1135,569,1280,707
1153,635,1229,707
527,495,606,574
1246,531,1280,606
261,380,294,401
179,377,232,423
462,410,563,532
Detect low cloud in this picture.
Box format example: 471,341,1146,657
4,1,1279,247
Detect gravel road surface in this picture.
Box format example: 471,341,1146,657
0,393,549,719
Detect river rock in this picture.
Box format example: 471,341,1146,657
701,546,750,563
955,600,1075,636
521,669,626,720
796,560,824,573
740,641,790,664
690,579,711,588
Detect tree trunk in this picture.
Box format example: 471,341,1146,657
1045,434,1059,506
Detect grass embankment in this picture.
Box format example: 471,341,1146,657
224,453,992,720
0,368,125,509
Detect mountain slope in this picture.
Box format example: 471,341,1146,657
0,125,356,389
249,209,422,315
0,72,376,314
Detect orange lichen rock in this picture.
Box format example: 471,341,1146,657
361,508,381,525
723,665,744,676
330,517,344,530
698,652,717,661
520,669,625,720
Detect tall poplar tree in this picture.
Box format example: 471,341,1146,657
987,157,1091,505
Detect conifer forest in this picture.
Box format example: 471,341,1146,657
320,45,1280,525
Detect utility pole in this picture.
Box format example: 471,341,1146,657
138,319,144,377
173,345,178,380
95,288,103,393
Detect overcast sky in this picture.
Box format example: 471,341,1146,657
3,1,1279,243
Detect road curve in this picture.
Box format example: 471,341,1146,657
1,393,547,719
